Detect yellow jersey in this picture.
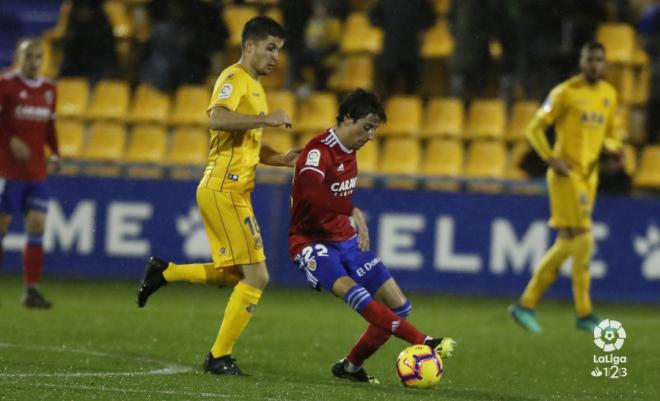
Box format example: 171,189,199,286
201,63,268,193
527,75,621,177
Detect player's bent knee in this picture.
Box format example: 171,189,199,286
241,262,269,290
0,214,12,233
331,276,358,298
25,211,46,234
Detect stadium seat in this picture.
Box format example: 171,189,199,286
340,12,383,54
170,85,209,126
466,99,506,140
261,51,288,90
82,122,126,176
379,137,421,189
55,119,85,159
86,80,130,121
606,64,634,104
125,125,167,164
421,19,454,59
168,127,209,165
464,140,506,192
433,0,452,14
506,142,530,180
378,96,422,137
130,84,171,124
328,55,374,92
622,143,637,176
356,139,378,187
296,92,338,133
267,90,297,122
596,23,635,64
505,100,539,142
632,46,650,106
225,5,259,48
103,0,133,39
420,97,464,138
264,6,283,24
633,145,660,188
259,129,294,183
56,78,89,119
421,138,463,191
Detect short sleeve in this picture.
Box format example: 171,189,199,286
208,72,245,112
298,146,330,178
537,85,565,125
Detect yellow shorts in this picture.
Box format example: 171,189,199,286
547,169,598,229
196,186,266,267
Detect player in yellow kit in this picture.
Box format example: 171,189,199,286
136,16,299,375
509,41,623,333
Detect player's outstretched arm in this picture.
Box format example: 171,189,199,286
259,143,301,167
208,107,292,131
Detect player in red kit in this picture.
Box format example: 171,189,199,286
289,89,456,383
0,39,60,308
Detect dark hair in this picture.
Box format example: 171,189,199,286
582,40,606,54
241,16,285,46
336,88,387,125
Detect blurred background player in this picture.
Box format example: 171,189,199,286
289,89,455,383
0,39,60,309
509,41,623,333
136,16,299,376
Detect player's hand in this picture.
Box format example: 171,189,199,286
548,157,571,177
281,147,302,167
263,109,292,128
48,154,61,173
9,136,30,163
351,207,370,251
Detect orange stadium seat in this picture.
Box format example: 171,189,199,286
596,23,635,64
86,80,130,121
421,19,454,59
378,96,422,137
170,85,209,126
328,55,374,92
466,99,506,140
130,84,171,124
168,127,209,165
421,138,463,191
464,140,506,192
340,12,383,54
505,100,539,142
55,119,85,159
633,145,660,188
296,92,338,133
225,5,259,47
267,90,297,122
380,137,421,189
421,97,464,138
56,78,89,119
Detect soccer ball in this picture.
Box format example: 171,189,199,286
395,344,444,389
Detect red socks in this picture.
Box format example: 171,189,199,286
358,300,426,345
23,244,44,286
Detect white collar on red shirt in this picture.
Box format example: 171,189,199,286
323,128,354,154
10,72,44,88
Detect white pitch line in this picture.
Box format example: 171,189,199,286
0,342,192,378
23,383,231,399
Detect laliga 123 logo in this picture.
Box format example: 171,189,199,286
591,319,628,379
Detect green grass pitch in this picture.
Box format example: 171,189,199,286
1,275,658,401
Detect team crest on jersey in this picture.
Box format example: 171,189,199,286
307,258,317,271
305,149,321,167
218,83,233,99
19,90,27,99
44,90,54,104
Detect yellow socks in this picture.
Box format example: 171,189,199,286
571,233,594,317
211,281,262,357
520,237,573,309
163,263,241,286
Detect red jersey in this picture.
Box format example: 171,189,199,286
289,129,358,258
0,73,58,181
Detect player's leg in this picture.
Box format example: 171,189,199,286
511,171,576,332
0,178,18,269
21,182,51,309
0,213,12,268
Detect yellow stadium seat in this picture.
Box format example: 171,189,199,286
421,138,463,191
125,125,167,163
264,6,283,24
130,84,171,124
506,142,530,180
56,78,89,119
380,137,421,189
633,145,660,188
170,85,209,126
466,99,506,139
506,100,539,142
83,122,126,161
225,6,259,47
297,131,320,148
340,12,383,54
632,46,650,105
103,0,133,39
168,127,209,165
267,90,297,122
262,129,294,153
55,119,85,159
596,23,635,64
433,0,452,14
297,93,338,133
261,51,288,90
622,143,637,176
464,140,506,192
356,140,378,187
328,55,374,92
421,19,454,59
421,97,464,138
378,96,422,137
87,80,130,121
